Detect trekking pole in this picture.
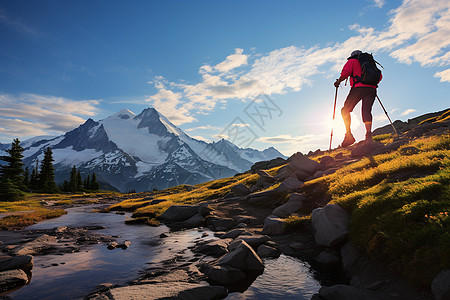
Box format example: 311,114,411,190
376,95,399,137
329,85,338,151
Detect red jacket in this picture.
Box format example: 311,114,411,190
340,58,382,88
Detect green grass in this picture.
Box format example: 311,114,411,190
0,208,67,230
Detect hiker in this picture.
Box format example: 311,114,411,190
334,50,382,147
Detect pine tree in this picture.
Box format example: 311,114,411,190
84,174,91,190
29,159,39,191
76,171,82,191
0,138,26,200
61,180,70,192
70,165,77,192
91,173,99,191
23,166,30,190
39,147,57,193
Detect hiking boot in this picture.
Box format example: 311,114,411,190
341,133,356,148
365,132,373,142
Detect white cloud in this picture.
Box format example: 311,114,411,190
0,94,100,142
257,134,316,144
146,0,450,125
435,69,450,82
373,0,385,8
401,108,417,116
214,48,248,73
185,125,221,132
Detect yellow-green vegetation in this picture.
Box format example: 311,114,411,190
0,208,66,230
308,134,450,286
285,214,311,231
111,173,259,218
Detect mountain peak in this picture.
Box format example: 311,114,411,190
111,109,136,120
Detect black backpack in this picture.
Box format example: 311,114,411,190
348,52,382,86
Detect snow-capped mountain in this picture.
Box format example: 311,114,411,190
2,108,286,192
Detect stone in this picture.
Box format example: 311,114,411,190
319,155,335,166
221,228,247,239
262,215,286,235
184,213,205,228
431,270,450,300
311,204,350,247
287,152,321,175
160,205,200,221
276,177,304,193
289,242,306,251
272,193,305,217
294,170,311,181
0,269,28,291
108,282,228,300
233,215,257,225
228,235,270,251
108,240,131,250
257,244,281,258
256,169,276,183
315,249,340,265
217,241,264,272
159,233,168,238
194,239,232,257
231,184,250,196
207,265,245,284
318,284,396,300
14,234,58,256
0,255,33,273
211,218,235,230
350,141,384,158
340,241,361,273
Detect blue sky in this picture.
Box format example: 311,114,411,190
1,0,449,155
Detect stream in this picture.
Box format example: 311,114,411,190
5,205,322,299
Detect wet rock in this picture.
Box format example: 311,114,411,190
217,241,264,272
14,234,58,256
0,255,33,273
207,265,245,285
231,184,250,196
184,213,205,228
317,284,396,300
431,270,450,300
262,215,286,235
311,204,350,247
272,193,305,217
193,239,232,257
221,228,247,239
228,235,270,251
276,177,304,193
107,240,131,250
159,233,168,238
107,282,228,300
0,269,29,291
160,205,200,221
257,244,281,258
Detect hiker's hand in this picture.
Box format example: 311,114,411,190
334,79,340,88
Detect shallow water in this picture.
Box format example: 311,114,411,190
6,205,322,299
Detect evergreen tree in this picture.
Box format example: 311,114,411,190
91,173,99,191
76,170,82,191
0,138,26,200
39,147,57,193
29,159,39,191
84,174,91,190
69,165,77,192
61,180,70,192
23,166,30,189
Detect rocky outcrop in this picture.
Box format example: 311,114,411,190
160,205,208,221
272,193,304,217
431,270,450,300
14,234,58,256
193,238,233,257
107,282,228,300
262,215,286,235
0,269,29,291
231,184,250,196
0,255,33,273
311,204,350,247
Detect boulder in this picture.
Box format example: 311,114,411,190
210,218,235,231
184,213,205,228
311,204,350,247
0,255,33,273
319,156,335,166
276,177,304,193
272,193,305,217
228,235,270,251
340,241,361,273
217,241,264,272
262,215,286,235
315,249,340,265
107,240,131,250
287,152,321,175
0,269,29,291
221,228,247,239
160,205,200,221
233,215,257,225
317,284,396,300
248,189,279,205
14,234,58,256
257,244,281,258
350,141,384,158
431,270,450,300
194,239,232,257
207,265,245,285
294,170,311,181
108,282,228,300
231,184,250,196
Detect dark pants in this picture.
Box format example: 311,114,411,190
341,87,376,123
